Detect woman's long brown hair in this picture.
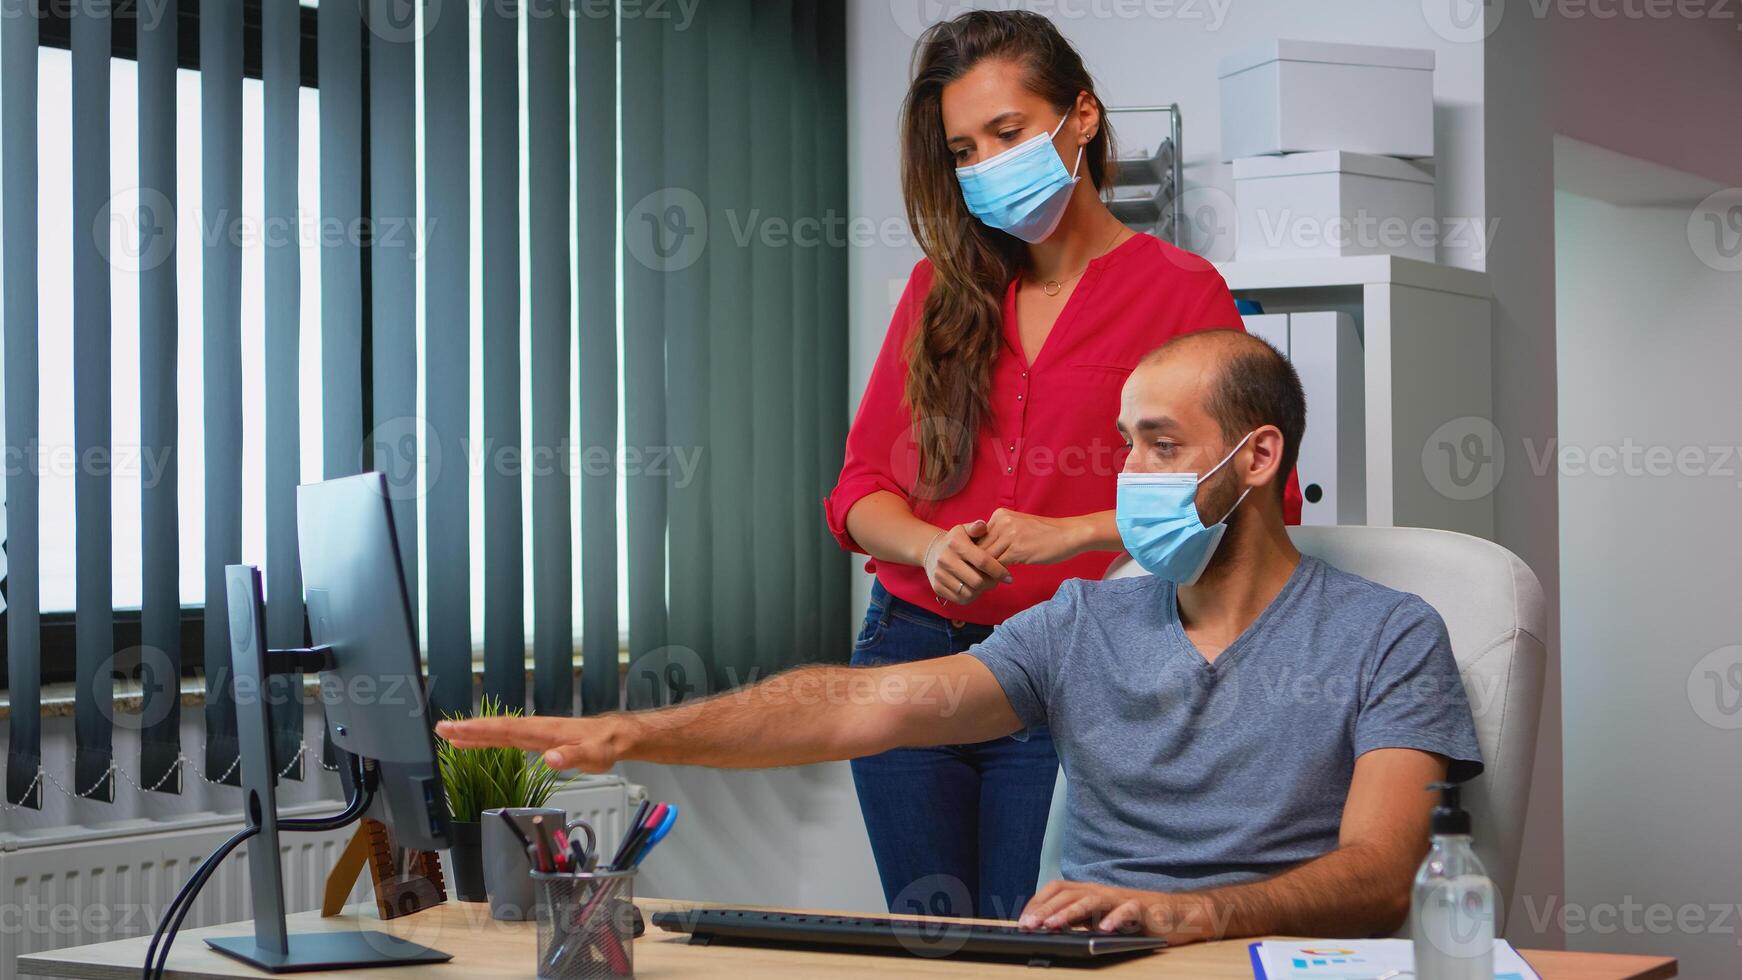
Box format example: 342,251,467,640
900,10,1115,501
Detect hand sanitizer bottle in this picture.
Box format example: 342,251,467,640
1411,782,1494,980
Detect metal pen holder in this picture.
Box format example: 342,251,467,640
532,868,638,980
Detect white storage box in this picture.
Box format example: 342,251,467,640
1218,40,1434,160
1232,150,1435,262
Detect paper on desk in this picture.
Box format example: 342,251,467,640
1251,938,1541,980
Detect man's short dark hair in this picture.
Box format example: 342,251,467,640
1144,330,1306,497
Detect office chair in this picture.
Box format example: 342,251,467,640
1035,526,1547,929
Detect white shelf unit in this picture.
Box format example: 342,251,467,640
1216,256,1494,539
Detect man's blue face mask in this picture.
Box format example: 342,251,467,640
954,112,1083,244
1115,432,1255,585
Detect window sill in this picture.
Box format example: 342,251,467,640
0,650,634,721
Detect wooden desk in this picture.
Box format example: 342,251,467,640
16,899,1678,980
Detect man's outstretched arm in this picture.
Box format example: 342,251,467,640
1023,748,1446,943
435,655,1024,772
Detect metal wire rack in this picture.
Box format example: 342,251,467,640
1104,104,1184,244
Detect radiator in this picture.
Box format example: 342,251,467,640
0,775,631,980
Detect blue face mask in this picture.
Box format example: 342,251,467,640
1115,433,1255,585
955,112,1083,244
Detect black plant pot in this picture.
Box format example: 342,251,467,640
445,820,488,902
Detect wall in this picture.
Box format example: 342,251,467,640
1480,3,1565,946
1547,13,1742,974
622,761,882,911
1555,156,1742,980
1552,9,1742,190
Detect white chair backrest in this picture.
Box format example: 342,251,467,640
1035,526,1546,917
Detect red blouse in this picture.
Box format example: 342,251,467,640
825,233,1302,625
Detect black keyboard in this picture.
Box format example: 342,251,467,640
651,907,1167,967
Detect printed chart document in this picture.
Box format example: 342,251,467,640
1249,938,1541,979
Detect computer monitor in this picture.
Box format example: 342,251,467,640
297,471,450,851
201,472,452,972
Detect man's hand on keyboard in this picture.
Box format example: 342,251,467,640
1019,880,1221,944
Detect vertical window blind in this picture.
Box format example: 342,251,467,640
4,0,43,808
0,0,850,810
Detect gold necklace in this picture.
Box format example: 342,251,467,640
1031,227,1128,297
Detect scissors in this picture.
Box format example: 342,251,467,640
554,817,599,872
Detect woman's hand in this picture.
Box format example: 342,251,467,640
979,508,1091,565
923,521,1013,605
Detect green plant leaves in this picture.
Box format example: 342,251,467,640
433,695,574,821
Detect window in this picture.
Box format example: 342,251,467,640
32,48,324,615
8,4,636,693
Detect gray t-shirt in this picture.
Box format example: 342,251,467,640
969,555,1482,892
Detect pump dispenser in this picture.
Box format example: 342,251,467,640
1411,782,1495,980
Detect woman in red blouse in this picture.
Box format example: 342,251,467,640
826,11,1300,920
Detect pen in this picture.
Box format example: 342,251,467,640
626,803,668,866
497,810,534,851
629,806,678,867
531,815,557,873
608,800,653,869
608,803,667,871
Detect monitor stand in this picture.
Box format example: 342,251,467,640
203,578,451,973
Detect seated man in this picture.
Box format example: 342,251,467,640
438,329,1482,944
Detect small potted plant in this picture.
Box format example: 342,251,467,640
435,696,569,902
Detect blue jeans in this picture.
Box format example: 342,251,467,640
849,582,1059,922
